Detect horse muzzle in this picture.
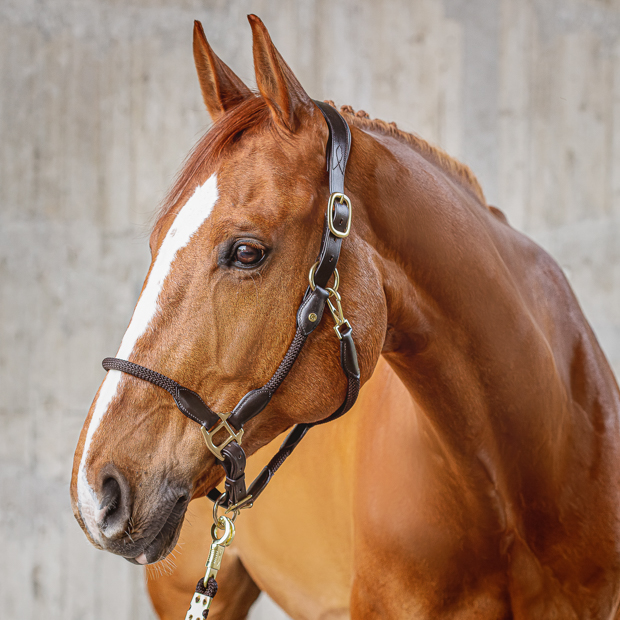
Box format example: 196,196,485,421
76,462,190,564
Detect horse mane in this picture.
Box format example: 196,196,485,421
328,101,486,204
158,96,485,224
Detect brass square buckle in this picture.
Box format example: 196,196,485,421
201,413,244,461
328,192,352,238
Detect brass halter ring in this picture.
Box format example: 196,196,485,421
213,493,238,526
308,261,339,293
212,491,254,527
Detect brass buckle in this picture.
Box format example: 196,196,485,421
326,288,351,340
327,193,352,238
201,413,244,461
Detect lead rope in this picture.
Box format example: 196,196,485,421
184,514,235,620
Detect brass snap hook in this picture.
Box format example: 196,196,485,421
210,515,235,547
326,288,352,340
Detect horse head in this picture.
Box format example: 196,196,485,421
70,16,386,564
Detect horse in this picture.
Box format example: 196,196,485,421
71,14,620,619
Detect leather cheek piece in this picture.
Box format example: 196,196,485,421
314,233,343,289
297,286,329,335
315,100,351,194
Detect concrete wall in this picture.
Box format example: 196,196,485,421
1,0,618,618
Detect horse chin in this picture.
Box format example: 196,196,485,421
122,493,190,566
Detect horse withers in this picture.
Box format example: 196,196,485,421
71,15,620,619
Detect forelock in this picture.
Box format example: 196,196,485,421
156,96,273,229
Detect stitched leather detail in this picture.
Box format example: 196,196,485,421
311,100,352,290
222,442,246,479
297,286,329,335
339,326,360,377
314,100,351,195
221,442,247,506
228,387,272,429
175,387,220,429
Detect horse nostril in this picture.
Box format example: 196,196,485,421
97,466,132,541
100,477,121,519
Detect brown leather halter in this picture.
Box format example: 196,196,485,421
102,101,360,511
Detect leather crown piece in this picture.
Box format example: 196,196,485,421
101,100,360,509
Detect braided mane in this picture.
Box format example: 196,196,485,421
159,96,486,223
327,101,486,204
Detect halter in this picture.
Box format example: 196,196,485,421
101,101,360,511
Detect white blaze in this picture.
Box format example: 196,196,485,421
77,175,219,541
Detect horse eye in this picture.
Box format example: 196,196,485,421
234,244,264,266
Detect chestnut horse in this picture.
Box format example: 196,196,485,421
71,15,620,619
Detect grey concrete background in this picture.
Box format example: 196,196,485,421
1,0,618,618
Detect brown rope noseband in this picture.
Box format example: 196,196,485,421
102,101,360,511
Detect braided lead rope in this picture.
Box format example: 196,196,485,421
185,576,218,619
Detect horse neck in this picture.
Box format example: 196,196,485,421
350,128,620,499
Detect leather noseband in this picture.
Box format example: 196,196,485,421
102,101,360,510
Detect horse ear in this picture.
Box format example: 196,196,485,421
193,20,253,121
248,14,314,132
